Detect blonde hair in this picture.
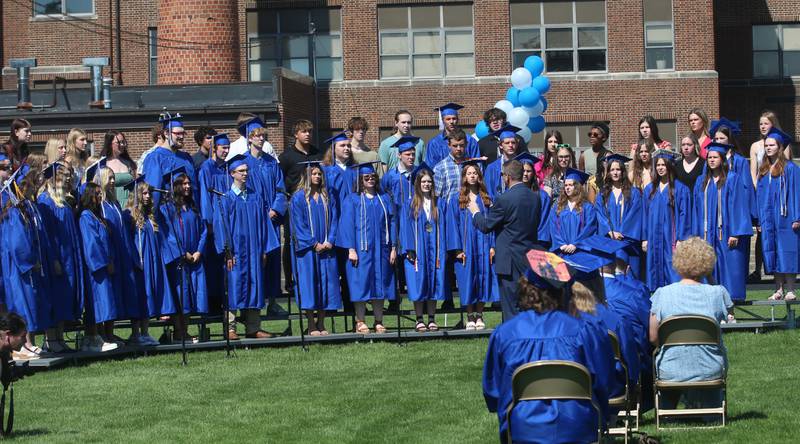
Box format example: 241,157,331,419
569,281,597,317
94,167,118,203
127,181,158,232
673,237,715,280
44,138,66,164
65,128,89,168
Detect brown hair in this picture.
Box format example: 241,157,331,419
542,129,563,169
292,119,313,136
688,107,710,136
410,169,438,221
759,137,788,178
549,144,576,181
347,116,369,132
556,178,587,213
517,276,560,313
702,150,729,190
457,164,492,209
648,157,677,211
601,159,633,208
631,141,654,189
127,181,158,232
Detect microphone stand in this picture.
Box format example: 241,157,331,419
161,187,188,366
210,188,234,358
288,206,307,352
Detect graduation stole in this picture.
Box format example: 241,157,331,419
359,193,389,252
703,178,724,241
306,191,329,244
23,201,45,278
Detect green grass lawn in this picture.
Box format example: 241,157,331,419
9,290,799,443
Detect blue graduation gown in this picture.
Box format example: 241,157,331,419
757,162,800,274
549,202,599,252
124,210,175,318
79,210,122,323
483,310,614,444
213,188,277,310
400,200,449,302
160,204,209,314
37,192,84,322
446,195,499,305
324,164,357,208
729,153,757,222
197,158,227,300
424,132,480,167
485,158,505,200
381,167,413,213
594,304,641,392
595,188,644,276
101,201,139,319
336,192,397,302
578,310,626,401
692,172,752,300
603,274,652,380
290,191,342,310
0,205,52,332
643,181,692,290
142,146,197,207
245,153,287,302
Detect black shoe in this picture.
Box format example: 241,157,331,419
440,299,455,311
267,303,289,316
747,271,761,284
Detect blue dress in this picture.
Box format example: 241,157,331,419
400,200,449,302
595,188,643,276
124,210,175,318
692,172,752,301
0,205,52,332
336,192,397,302
483,310,615,444
79,210,122,323
37,192,84,322
101,201,139,319
757,163,800,274
446,195,499,305
160,203,209,314
290,191,342,311
424,132,480,167
213,188,278,310
643,181,692,290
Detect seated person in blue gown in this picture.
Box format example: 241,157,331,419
650,237,732,409
483,272,615,443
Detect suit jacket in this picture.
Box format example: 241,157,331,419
473,182,540,276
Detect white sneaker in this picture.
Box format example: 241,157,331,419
82,336,118,353
727,314,737,324
12,344,42,360
475,318,486,330
465,321,477,331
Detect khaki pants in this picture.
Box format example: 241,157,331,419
228,309,262,335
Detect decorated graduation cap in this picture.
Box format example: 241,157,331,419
706,141,733,155
237,117,265,137
410,161,434,185
492,124,522,141
600,153,632,164
514,152,541,165
765,127,793,147
226,153,248,171
391,135,421,153
709,117,741,137
43,161,66,180
85,157,107,183
436,102,463,117
159,112,184,130
213,133,231,147
525,248,575,290
652,149,679,162
564,167,590,184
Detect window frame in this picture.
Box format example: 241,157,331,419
33,0,95,17
148,28,158,85
643,0,675,72
246,8,343,82
510,1,608,74
752,23,800,79
378,5,475,80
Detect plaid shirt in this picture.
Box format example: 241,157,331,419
433,155,462,201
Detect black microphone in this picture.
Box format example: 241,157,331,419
150,186,169,194
208,188,225,197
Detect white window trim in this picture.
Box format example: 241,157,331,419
644,19,675,72
33,0,95,18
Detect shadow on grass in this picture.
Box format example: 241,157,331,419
9,427,50,438
728,410,768,421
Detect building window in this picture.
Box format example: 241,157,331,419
148,28,158,85
753,24,800,78
246,8,342,81
644,0,674,71
510,1,606,73
378,4,475,79
34,0,94,15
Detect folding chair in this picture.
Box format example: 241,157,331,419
506,360,602,444
607,331,632,443
653,315,727,429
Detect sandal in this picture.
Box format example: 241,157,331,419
415,322,427,333
374,323,387,334
785,292,797,301
319,330,330,336
427,321,439,332
768,289,784,301
309,330,321,336
355,321,370,334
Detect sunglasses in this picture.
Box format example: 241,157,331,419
171,131,186,136
587,132,603,137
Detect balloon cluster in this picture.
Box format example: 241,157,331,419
475,55,550,143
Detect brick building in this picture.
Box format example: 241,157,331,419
0,0,795,158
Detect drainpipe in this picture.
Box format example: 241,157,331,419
9,58,36,110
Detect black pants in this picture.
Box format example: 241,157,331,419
282,225,293,293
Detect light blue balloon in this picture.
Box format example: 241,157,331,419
528,116,546,133
505,87,521,107
524,55,544,77
541,97,548,113
475,120,490,139
532,75,551,94
518,87,541,108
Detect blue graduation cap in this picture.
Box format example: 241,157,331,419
85,157,107,183
514,152,541,165
391,135,421,153
564,168,590,184
709,117,741,137
706,141,733,155
213,133,231,147
561,235,630,274
123,175,148,192
350,161,382,176
492,124,521,141
436,102,463,117
324,131,350,146
43,162,66,180
652,149,679,162
159,112,184,130
226,153,248,171
600,153,632,164
766,128,793,147
410,161,434,185
237,117,265,137
162,166,187,188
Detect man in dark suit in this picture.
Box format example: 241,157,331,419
469,160,540,321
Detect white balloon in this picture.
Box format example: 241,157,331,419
507,107,529,128
494,99,514,115
510,67,533,89
523,100,544,118
518,127,532,143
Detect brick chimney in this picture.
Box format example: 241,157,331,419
157,0,241,84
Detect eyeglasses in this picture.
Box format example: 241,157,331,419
171,131,186,136
363,175,377,181
205,136,214,140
